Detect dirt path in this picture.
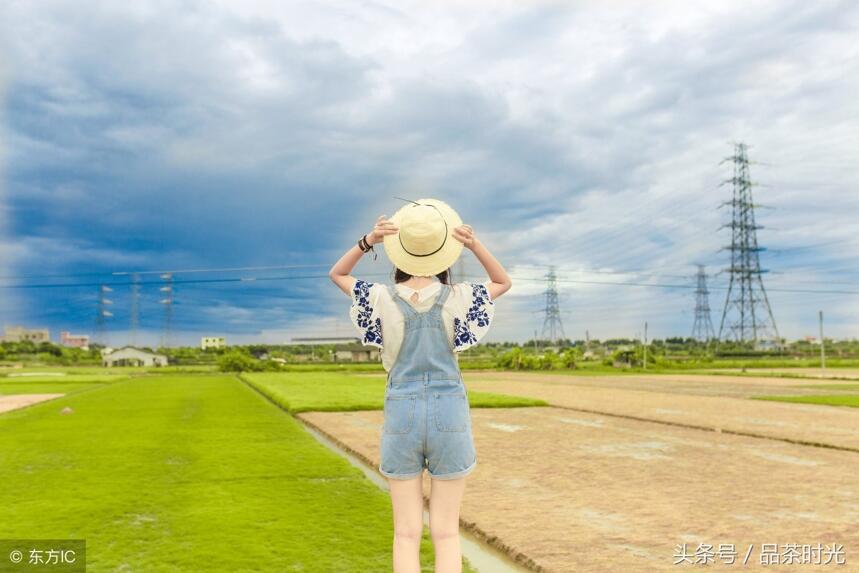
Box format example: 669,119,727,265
0,393,65,414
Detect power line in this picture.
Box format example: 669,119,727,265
2,255,856,287
3,271,859,295
0,263,330,281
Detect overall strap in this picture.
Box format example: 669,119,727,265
430,283,451,313
387,284,418,318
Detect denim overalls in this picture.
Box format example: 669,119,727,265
378,283,478,480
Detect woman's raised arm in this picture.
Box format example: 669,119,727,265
452,224,512,301
329,215,399,296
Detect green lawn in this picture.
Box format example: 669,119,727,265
790,383,859,391
0,382,107,394
752,394,859,408
0,373,133,396
0,373,478,572
242,371,548,413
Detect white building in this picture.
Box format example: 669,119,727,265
332,343,381,363
103,346,168,367
201,336,226,350
1,325,51,343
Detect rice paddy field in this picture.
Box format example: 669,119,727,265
1,366,857,572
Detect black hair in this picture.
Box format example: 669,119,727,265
393,267,451,285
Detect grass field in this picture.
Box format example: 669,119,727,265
242,371,547,413
753,394,859,408
0,372,133,396
8,365,855,571
793,383,859,391
0,371,489,572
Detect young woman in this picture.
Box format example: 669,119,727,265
329,198,511,573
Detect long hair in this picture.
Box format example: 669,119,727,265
394,267,451,285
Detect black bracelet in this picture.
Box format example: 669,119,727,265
359,234,377,260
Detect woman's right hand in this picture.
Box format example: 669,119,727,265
366,215,399,245
452,224,478,250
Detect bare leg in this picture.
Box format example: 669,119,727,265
388,474,424,573
429,477,467,573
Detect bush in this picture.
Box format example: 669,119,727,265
496,348,539,370
560,348,580,369
537,349,563,370
217,350,262,372
217,350,287,372
496,347,579,370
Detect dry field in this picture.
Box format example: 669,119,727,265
300,371,858,572
0,393,64,414
706,368,859,380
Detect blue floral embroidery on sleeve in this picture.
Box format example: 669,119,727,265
352,279,383,348
453,283,494,350
453,318,477,349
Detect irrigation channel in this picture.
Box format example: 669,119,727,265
236,373,533,572
300,421,534,573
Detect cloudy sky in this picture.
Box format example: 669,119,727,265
0,0,857,347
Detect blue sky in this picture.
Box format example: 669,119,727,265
0,0,857,347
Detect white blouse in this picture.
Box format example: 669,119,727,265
349,275,495,372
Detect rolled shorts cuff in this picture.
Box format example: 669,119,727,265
378,464,424,480
428,458,477,480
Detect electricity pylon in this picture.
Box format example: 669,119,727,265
717,142,781,349
130,272,140,347
540,266,566,346
96,284,113,346
690,264,715,342
159,272,174,348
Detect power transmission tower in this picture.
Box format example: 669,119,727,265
690,264,716,342
130,272,140,347
717,142,781,349
540,266,566,346
95,284,113,346
160,273,174,348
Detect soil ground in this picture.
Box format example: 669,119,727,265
0,393,64,414
299,371,859,572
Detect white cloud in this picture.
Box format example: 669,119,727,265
0,0,857,341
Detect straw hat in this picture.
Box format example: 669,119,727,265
383,198,464,277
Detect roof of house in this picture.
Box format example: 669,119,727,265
104,345,168,359
334,344,379,352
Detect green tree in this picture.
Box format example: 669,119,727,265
217,350,261,372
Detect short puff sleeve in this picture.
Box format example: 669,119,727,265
349,279,384,349
450,281,495,352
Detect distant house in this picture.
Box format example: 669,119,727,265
332,343,380,363
201,336,226,350
612,344,636,368
103,346,168,367
60,331,90,350
290,336,361,346
1,325,51,343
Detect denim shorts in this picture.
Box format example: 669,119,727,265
379,378,477,480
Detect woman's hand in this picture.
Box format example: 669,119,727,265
452,224,478,250
366,215,399,246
